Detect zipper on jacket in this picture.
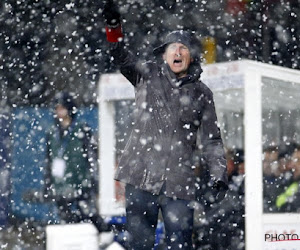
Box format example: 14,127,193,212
140,169,148,188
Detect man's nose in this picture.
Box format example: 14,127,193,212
175,47,181,56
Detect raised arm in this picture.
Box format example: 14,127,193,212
103,0,143,86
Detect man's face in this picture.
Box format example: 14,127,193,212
263,151,279,176
55,104,68,120
278,157,292,173
163,43,192,78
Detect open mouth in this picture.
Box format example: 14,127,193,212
173,59,182,65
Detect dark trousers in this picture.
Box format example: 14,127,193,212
125,184,194,250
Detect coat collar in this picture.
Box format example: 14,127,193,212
161,61,202,87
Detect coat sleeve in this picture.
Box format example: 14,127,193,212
110,42,145,87
200,87,228,185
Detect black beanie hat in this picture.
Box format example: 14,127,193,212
54,92,77,119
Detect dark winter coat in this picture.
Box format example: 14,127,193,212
44,119,98,201
111,42,227,201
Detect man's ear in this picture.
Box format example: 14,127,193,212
162,52,166,61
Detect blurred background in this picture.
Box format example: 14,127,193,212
0,0,299,106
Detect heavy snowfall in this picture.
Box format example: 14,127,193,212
0,0,300,249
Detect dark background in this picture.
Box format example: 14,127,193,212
0,0,299,106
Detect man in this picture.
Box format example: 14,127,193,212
44,92,111,232
262,146,280,213
103,1,228,249
276,144,300,212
